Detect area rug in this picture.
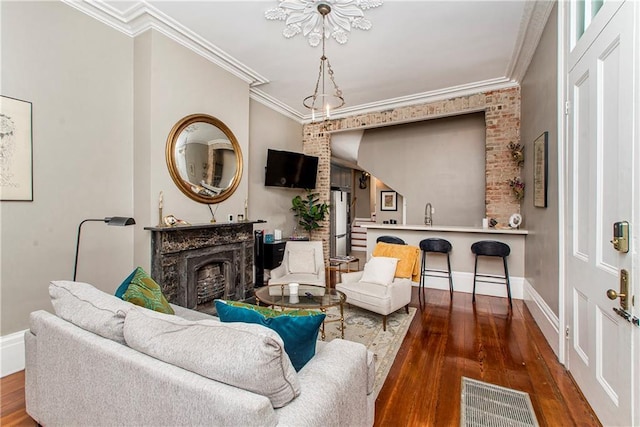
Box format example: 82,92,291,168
322,305,416,398
461,377,539,427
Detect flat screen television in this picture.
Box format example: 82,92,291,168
264,149,319,189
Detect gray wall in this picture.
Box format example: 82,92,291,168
0,3,295,337
358,113,486,226
132,30,250,270
248,100,304,237
1,1,134,334
521,4,559,315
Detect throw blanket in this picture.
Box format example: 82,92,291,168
372,242,421,282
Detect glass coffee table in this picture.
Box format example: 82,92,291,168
255,284,346,340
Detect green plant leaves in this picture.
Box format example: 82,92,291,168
291,190,329,232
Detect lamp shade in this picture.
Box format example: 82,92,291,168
105,216,136,226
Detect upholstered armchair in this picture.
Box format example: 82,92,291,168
336,257,412,331
268,241,326,296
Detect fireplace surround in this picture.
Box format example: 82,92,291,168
145,222,260,315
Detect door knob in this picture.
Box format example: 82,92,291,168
606,289,626,300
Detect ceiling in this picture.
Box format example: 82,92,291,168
63,1,553,123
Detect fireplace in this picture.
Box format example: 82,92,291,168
145,222,259,315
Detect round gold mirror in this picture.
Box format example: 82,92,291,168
166,114,243,204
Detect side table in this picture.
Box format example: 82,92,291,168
328,255,360,286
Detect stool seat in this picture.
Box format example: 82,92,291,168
418,238,454,306
470,240,512,307
376,235,406,245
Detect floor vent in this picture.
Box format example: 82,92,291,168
461,377,539,427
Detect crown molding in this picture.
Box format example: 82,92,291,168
61,0,268,86
296,77,520,123
249,89,305,122
506,0,555,83
64,1,532,126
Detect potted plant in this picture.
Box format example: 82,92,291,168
291,189,329,238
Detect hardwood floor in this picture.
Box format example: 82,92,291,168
375,288,600,426
0,288,599,426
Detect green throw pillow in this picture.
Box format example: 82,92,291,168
214,300,325,371
121,267,174,315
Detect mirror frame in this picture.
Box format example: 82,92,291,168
165,113,243,204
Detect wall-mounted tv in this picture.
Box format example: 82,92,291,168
264,149,319,189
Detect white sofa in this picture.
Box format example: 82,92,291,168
25,281,375,426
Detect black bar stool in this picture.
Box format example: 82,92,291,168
376,235,406,245
470,240,512,307
418,238,453,307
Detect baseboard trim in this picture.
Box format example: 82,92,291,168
1,330,26,378
415,271,524,300
523,279,560,357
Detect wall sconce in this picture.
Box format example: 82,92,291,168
73,216,135,281
359,171,370,189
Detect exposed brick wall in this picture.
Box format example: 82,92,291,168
303,86,522,259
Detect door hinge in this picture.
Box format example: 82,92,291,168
565,326,570,339
565,101,571,115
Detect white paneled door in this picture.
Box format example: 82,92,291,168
565,1,638,425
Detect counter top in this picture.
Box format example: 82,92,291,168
361,223,528,235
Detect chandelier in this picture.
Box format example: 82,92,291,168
302,3,345,122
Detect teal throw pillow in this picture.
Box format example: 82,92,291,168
115,268,137,299
214,300,325,371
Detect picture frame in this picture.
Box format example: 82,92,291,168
533,131,548,208
1,95,33,201
380,190,397,211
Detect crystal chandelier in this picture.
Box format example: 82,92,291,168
302,3,345,122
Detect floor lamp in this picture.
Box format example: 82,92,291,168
73,216,136,281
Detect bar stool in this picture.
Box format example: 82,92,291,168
376,235,406,245
470,240,512,307
418,238,454,306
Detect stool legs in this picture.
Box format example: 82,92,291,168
472,255,478,302
419,251,426,308
472,255,511,307
503,257,512,307
446,253,453,298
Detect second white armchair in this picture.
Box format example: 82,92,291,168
336,257,412,331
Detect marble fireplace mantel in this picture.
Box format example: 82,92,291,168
145,221,264,314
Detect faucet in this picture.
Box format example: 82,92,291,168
424,203,433,226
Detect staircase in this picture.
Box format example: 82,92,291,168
351,217,374,252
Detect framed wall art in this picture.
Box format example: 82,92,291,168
380,190,397,211
533,131,548,208
1,95,33,201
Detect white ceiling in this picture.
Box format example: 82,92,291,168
63,0,553,122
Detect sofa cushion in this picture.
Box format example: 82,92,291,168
49,280,132,344
287,248,316,274
360,256,398,285
215,300,325,371
121,267,174,315
123,306,300,408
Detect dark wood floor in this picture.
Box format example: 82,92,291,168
375,287,600,426
1,288,599,426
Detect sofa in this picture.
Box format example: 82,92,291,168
25,281,375,426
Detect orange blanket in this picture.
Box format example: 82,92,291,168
372,242,421,282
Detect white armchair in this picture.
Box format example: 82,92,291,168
268,241,326,296
336,257,412,331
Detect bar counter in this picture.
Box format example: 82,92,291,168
361,223,527,300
